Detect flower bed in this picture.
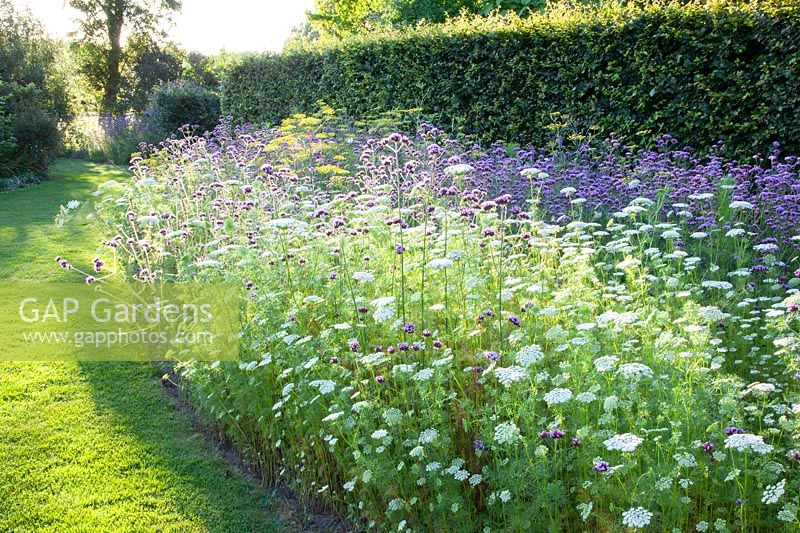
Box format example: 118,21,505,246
75,115,800,531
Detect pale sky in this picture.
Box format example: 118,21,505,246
12,0,315,54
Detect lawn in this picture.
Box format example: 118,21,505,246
0,160,288,532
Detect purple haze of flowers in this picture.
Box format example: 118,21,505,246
445,133,800,254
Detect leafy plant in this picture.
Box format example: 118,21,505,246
144,81,220,138
0,0,68,178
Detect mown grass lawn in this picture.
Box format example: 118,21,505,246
0,160,287,532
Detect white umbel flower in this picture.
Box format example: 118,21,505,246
593,356,619,372
494,366,528,387
352,271,375,282
622,507,653,529
322,411,345,422
674,451,698,468
418,428,439,444
688,192,714,200
543,388,573,406
373,306,395,323
493,421,521,445
617,363,654,380
724,433,773,454
426,258,454,270
698,306,726,322
746,382,776,395
575,391,597,403
309,380,336,394
444,163,474,176
762,479,786,504
616,258,641,270
412,368,435,382
453,469,469,481
702,280,733,290
521,167,548,179
604,433,644,452
516,344,544,367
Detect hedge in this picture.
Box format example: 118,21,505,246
222,1,800,156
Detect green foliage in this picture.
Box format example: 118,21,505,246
181,51,221,89
0,84,61,180
0,1,65,178
308,0,521,37
0,0,70,117
145,82,220,137
69,0,181,113
0,87,17,178
180,50,246,91
62,114,147,166
10,99,60,173
226,0,800,156
120,34,185,112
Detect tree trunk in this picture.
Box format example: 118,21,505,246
101,4,124,114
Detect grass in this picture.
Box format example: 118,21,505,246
0,160,288,532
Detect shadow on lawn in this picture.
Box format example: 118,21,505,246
0,160,130,281
78,361,290,532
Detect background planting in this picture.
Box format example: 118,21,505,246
143,81,221,140
223,0,800,156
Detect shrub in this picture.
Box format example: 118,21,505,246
0,86,18,177
222,0,800,156
145,81,221,138
0,80,60,178
12,103,60,172
0,1,68,178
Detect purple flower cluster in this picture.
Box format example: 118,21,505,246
413,132,800,254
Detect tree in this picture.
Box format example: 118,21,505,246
308,0,525,38
0,0,69,117
69,0,181,113
121,33,184,111
309,0,389,38
284,21,322,52
181,52,221,90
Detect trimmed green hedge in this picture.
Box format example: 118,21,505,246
222,1,800,155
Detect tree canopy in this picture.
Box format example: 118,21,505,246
307,0,544,37
69,0,181,113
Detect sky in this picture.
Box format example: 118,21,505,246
11,0,315,54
